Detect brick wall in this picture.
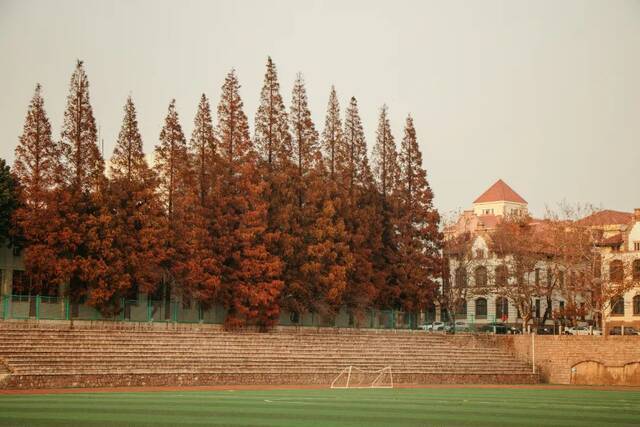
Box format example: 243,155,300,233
497,335,640,385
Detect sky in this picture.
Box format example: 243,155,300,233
1,0,639,218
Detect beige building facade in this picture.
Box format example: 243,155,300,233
444,179,640,332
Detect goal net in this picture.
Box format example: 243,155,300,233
330,366,393,389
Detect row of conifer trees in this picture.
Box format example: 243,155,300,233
11,58,442,328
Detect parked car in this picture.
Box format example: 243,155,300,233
508,326,523,334
565,326,602,336
477,323,508,334
534,326,554,335
610,326,640,336
418,321,446,332
418,322,444,331
445,321,470,333
564,326,591,336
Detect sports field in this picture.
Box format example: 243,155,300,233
0,387,638,426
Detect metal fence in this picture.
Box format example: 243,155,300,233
0,294,427,329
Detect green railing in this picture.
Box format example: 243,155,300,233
0,294,426,330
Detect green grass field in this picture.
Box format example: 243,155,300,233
0,387,638,427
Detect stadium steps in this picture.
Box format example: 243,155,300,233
0,324,538,388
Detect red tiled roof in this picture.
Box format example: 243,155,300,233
577,210,633,227
596,233,624,247
477,214,501,229
473,179,527,204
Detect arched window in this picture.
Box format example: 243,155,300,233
474,266,487,287
634,295,640,316
610,296,625,316
475,298,487,319
633,259,640,281
455,267,468,288
496,297,509,320
609,260,624,283
495,265,509,287
455,299,467,319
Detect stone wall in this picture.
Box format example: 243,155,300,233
497,335,640,386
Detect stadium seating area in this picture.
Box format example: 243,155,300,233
0,322,538,389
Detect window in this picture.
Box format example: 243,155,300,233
474,266,488,287
633,259,640,281
610,297,625,316
535,298,541,318
609,260,624,283
455,299,467,319
559,301,565,314
496,297,509,320
495,265,509,287
634,295,640,316
455,267,468,288
475,249,485,259
534,268,540,286
475,298,487,318
634,242,640,251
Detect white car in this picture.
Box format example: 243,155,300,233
565,326,601,336
419,321,446,331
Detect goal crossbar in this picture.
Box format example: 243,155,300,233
330,366,394,389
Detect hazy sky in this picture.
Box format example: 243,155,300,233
1,0,639,218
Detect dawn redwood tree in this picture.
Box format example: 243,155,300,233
216,70,283,330
339,96,381,318
290,74,320,204
12,84,61,293
396,115,442,312
372,105,399,200
321,86,343,180
187,94,221,305
282,74,323,316
371,105,402,308
254,57,292,167
155,100,215,306
57,60,112,308
105,96,164,305
190,94,217,207
253,58,295,300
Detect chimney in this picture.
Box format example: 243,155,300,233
635,208,640,222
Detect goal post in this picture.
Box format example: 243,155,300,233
330,366,394,389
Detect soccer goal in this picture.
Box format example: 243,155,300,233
330,366,394,389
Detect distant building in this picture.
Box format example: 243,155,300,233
443,179,640,332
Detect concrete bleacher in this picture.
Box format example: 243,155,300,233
0,322,538,389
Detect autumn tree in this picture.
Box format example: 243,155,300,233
253,58,294,305
338,96,381,319
186,94,221,305
104,96,164,306
490,216,543,329
371,105,402,308
190,94,217,207
279,74,351,319
543,205,639,332
12,84,60,294
215,70,283,330
441,231,478,327
154,99,217,309
56,60,111,308
396,115,442,312
321,86,343,180
254,57,291,167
